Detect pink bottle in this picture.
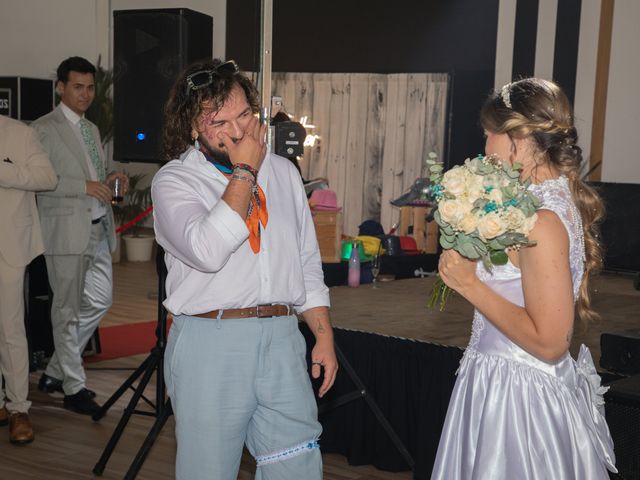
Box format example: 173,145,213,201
347,241,361,287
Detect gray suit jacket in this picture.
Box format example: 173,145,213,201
0,115,58,267
32,105,116,255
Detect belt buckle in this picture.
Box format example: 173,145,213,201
256,304,269,318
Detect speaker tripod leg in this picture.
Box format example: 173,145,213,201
92,352,156,421
92,352,160,476
124,399,173,480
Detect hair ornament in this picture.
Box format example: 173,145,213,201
501,83,512,109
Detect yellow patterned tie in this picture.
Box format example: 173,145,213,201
79,118,105,182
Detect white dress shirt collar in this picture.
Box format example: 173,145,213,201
59,101,84,125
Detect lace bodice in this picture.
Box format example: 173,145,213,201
468,176,585,350
529,176,586,297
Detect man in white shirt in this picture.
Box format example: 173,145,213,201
32,57,127,416
153,58,338,480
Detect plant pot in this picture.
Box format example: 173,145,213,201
123,234,155,262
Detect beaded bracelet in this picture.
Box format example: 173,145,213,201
231,172,256,186
233,163,258,180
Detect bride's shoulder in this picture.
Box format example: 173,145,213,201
526,209,569,257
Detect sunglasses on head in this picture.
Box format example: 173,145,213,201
185,60,240,93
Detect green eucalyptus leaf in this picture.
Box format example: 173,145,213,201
440,236,454,249
458,241,480,259
488,239,503,251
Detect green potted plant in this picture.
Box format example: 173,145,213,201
112,173,154,262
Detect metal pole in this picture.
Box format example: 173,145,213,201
260,0,273,141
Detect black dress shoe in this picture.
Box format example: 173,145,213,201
38,373,63,394
63,389,101,416
38,374,96,398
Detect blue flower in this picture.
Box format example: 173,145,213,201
484,201,498,213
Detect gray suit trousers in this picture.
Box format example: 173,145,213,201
44,219,112,395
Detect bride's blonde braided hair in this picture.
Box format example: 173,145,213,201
480,78,605,324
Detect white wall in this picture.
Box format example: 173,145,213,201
0,0,109,78
602,0,640,183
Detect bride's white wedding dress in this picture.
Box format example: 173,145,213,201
431,177,617,479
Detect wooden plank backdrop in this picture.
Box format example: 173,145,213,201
271,72,449,236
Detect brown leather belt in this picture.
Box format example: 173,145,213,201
194,304,293,320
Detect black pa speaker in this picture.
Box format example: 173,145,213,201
24,255,53,370
113,8,213,163
0,77,54,122
591,181,640,273
601,331,640,376
605,374,640,479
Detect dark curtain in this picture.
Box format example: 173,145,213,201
300,324,463,479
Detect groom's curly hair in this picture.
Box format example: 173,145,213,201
480,78,605,325
161,58,259,162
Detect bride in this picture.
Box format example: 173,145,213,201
431,78,617,479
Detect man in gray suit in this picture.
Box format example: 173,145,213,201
0,115,57,443
32,57,127,415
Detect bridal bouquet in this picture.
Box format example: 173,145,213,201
427,153,541,310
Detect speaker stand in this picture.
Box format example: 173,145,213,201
93,249,172,479
317,341,415,470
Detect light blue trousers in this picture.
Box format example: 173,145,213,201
165,314,322,480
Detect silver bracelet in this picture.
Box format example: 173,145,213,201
231,172,256,185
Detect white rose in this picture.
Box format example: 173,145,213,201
488,188,503,205
441,168,468,196
477,212,507,240
518,213,538,235
466,175,485,203
439,199,469,227
458,213,479,234
501,206,525,230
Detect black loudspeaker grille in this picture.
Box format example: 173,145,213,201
605,375,640,480
601,331,640,376
591,181,640,273
24,255,53,370
113,9,212,163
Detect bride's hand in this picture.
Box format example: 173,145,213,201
438,249,479,294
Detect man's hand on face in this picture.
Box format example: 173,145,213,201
86,180,112,203
217,116,267,171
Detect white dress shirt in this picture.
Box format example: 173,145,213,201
59,102,106,221
152,147,330,316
